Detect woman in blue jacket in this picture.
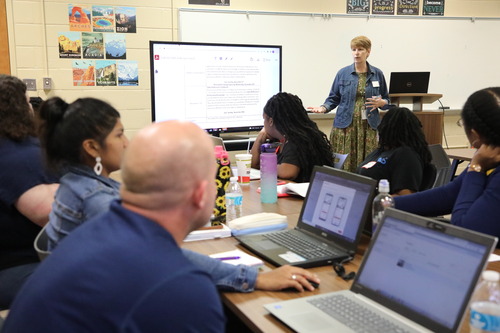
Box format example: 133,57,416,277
309,36,390,172
395,87,500,240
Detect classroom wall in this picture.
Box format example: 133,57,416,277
5,0,499,144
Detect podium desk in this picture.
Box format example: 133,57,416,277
183,181,500,333
389,93,444,145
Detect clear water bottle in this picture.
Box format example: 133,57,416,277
371,179,394,233
470,270,500,333
226,176,243,221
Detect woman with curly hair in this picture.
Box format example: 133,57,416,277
357,107,432,195
0,75,59,309
251,92,334,182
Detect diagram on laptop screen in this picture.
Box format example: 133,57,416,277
311,182,355,235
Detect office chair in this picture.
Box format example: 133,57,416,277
33,225,51,261
419,163,437,191
428,144,452,188
333,152,348,169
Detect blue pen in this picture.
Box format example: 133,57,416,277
217,256,240,261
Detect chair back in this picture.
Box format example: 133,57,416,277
34,225,51,261
428,144,452,188
333,152,348,169
419,163,437,191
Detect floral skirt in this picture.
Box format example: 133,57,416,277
330,111,377,173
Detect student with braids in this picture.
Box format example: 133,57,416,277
357,107,432,195
396,87,500,240
251,92,334,182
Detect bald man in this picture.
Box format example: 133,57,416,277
3,121,225,332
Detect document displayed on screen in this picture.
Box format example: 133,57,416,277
151,42,281,132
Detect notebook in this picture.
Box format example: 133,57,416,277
265,208,497,333
389,72,430,94
236,165,376,268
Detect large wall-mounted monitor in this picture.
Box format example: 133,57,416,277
150,41,282,135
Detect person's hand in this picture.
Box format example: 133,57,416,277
255,265,320,292
365,96,386,111
307,106,327,113
470,144,500,172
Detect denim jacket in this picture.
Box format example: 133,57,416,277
45,166,258,292
46,165,121,250
322,62,390,129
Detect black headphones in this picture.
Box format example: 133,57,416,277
333,257,356,281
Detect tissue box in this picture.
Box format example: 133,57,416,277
227,212,288,236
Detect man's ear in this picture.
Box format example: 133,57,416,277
192,180,208,209
82,139,101,159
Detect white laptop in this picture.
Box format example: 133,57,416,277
265,208,497,333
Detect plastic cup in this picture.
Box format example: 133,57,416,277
235,153,252,185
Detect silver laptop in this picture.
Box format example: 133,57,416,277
265,208,497,333
237,166,377,268
210,135,226,150
389,72,430,94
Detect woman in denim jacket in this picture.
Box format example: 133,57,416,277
309,36,391,172
39,97,319,293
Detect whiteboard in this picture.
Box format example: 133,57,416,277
179,9,499,110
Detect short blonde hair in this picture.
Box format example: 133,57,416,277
351,36,371,50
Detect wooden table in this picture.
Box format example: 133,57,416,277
183,181,500,333
445,148,475,179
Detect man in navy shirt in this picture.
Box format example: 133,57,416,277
3,120,225,332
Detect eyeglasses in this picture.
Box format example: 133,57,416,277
333,257,356,281
456,118,464,127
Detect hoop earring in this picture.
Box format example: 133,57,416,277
94,157,103,176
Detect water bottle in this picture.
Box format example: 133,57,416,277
371,179,394,233
470,270,500,333
260,143,278,204
226,176,243,221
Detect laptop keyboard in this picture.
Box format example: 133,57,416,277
308,294,410,333
264,231,338,259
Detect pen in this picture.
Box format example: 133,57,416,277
216,256,240,261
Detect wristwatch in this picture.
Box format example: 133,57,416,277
468,164,482,173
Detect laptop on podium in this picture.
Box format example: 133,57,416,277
237,166,376,268
265,208,497,333
389,72,430,94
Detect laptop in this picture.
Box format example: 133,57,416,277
236,165,377,268
389,72,430,94
210,135,226,150
265,208,497,333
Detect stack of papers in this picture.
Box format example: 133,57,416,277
210,249,264,267
277,182,309,198
184,223,232,242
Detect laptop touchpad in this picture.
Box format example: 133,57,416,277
257,239,282,250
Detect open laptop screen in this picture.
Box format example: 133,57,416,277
389,72,430,94
299,168,374,243
356,213,491,330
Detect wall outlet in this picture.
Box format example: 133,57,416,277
43,77,52,90
23,79,36,91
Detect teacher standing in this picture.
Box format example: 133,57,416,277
308,36,390,173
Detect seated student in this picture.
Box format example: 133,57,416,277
356,107,432,195
2,121,226,332
251,92,334,182
395,87,500,239
38,97,319,293
0,75,59,309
